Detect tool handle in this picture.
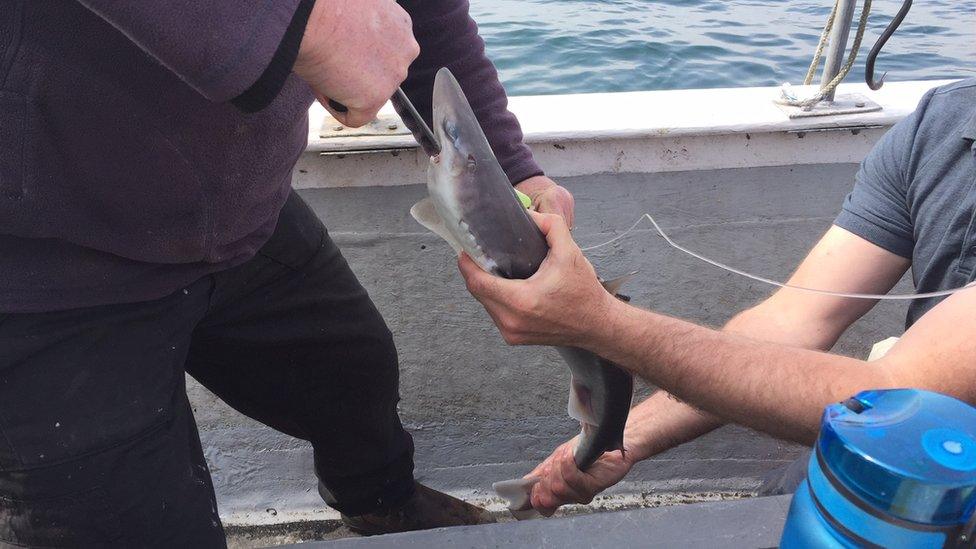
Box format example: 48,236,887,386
324,90,439,155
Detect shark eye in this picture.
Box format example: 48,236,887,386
443,120,459,142
466,154,477,169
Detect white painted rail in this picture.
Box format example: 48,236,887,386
294,80,950,189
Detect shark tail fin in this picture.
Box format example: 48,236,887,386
492,477,542,521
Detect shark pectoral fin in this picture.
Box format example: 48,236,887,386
492,477,542,520
410,198,464,255
600,270,640,296
567,376,599,426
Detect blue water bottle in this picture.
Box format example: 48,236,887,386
780,389,976,548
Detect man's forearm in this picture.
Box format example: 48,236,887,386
601,228,912,447
592,302,896,444
623,391,721,462
622,301,843,459
459,216,914,446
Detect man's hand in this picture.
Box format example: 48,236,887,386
294,0,420,127
515,176,576,228
525,437,635,516
458,212,613,347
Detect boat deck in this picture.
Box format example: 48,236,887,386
201,163,912,545
285,495,794,549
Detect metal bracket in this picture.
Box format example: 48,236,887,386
318,147,416,158
319,112,411,139
776,93,882,119
787,125,885,139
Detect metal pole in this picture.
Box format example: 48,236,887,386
820,0,857,102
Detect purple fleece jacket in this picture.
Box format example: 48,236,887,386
0,0,542,313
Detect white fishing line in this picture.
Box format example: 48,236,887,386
581,213,976,301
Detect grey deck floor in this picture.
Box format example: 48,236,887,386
194,164,911,535
286,495,794,548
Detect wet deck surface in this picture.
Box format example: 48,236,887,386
284,495,793,548
194,164,911,529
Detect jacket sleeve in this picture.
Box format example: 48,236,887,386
75,0,305,103
395,0,544,184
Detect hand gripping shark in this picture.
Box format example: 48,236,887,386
410,68,634,520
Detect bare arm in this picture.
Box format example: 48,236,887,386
626,225,910,457
460,219,912,512
461,215,960,445
593,272,973,444
586,228,914,443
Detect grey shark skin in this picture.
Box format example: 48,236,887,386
412,69,548,278
411,68,634,520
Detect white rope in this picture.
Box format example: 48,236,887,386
581,213,976,301
777,0,873,109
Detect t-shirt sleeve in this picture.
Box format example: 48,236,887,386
395,0,543,185
833,97,928,259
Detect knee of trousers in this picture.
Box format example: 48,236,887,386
303,321,401,399
345,324,400,389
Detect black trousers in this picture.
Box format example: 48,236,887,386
0,193,414,548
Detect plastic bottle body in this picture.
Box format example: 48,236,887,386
780,481,851,549
782,452,948,548
779,390,976,548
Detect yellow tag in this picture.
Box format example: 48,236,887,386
515,189,532,210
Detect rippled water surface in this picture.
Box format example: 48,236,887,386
469,0,975,95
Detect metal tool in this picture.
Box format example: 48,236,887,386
328,87,441,156
393,88,440,155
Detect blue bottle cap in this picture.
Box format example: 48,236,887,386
818,389,976,525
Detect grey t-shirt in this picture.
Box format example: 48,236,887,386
834,79,976,328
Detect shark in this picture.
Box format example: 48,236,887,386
410,67,634,520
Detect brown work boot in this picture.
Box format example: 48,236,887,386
340,482,496,535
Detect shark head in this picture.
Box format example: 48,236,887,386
413,68,549,279
429,67,502,193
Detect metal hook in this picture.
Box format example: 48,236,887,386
865,0,913,90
